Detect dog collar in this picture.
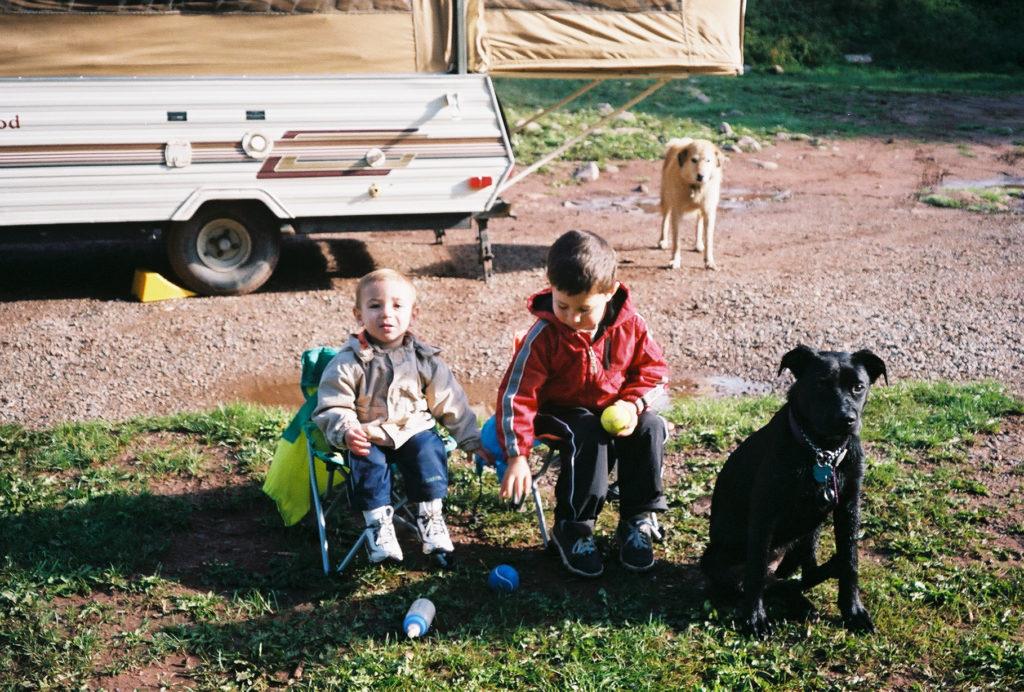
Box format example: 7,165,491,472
788,407,848,504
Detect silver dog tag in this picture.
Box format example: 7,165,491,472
821,484,836,504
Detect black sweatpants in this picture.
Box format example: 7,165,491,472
536,405,667,526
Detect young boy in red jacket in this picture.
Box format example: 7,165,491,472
495,230,670,577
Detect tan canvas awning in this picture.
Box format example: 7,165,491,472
468,0,745,77
0,0,453,76
0,0,742,77
468,0,745,76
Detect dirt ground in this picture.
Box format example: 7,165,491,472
3,133,1023,425
2,96,1023,689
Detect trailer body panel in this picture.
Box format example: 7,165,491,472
0,74,514,228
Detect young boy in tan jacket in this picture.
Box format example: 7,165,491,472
314,268,491,563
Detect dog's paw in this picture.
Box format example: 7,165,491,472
705,260,719,271
842,605,875,634
658,239,670,250
743,606,774,639
667,258,682,270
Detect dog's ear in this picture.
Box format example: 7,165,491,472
677,145,693,169
778,344,818,379
852,349,888,385
715,147,724,167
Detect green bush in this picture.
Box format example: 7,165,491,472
746,0,1024,72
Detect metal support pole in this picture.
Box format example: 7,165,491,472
477,217,494,282
509,79,604,134
455,0,468,75
500,77,671,194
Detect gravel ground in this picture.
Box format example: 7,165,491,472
1,137,1022,429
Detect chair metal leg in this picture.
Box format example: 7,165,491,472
529,446,559,547
337,528,371,574
394,513,418,533
308,449,332,575
392,489,418,532
532,483,549,547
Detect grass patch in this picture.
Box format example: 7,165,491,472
493,68,1024,165
918,187,1023,213
1,382,1022,689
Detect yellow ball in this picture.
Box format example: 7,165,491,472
601,403,635,434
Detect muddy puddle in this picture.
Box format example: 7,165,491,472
562,188,790,215
232,375,504,419
233,373,775,420
239,378,305,411
940,176,1024,190
701,375,775,397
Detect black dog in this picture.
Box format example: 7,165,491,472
700,345,887,638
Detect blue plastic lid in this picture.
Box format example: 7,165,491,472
403,613,430,637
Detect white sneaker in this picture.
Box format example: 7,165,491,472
417,499,455,555
363,505,403,563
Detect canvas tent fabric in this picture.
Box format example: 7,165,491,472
0,0,454,76
0,0,742,77
468,0,745,76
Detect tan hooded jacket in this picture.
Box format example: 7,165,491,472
313,331,481,453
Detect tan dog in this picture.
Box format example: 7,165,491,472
659,138,724,270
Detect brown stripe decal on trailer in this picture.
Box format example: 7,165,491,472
260,153,418,179
0,129,508,173
0,142,170,166
255,130,506,179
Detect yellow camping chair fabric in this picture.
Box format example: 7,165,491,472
262,347,344,526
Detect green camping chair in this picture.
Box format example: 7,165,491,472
263,346,418,575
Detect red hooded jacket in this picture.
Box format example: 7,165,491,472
494,283,669,459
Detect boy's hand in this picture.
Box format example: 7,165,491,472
499,455,532,502
344,427,372,456
604,400,639,437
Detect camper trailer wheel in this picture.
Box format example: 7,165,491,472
167,205,280,296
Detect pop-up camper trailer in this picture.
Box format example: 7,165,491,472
0,0,745,295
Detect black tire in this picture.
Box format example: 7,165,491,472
166,204,280,296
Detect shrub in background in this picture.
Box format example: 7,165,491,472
746,0,1024,72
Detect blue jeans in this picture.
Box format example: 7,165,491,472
348,428,449,510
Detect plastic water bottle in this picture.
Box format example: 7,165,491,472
403,598,436,638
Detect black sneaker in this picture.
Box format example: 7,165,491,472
551,520,604,578
616,514,656,572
